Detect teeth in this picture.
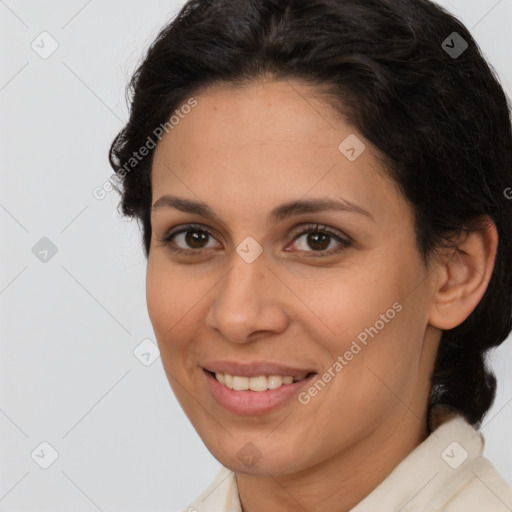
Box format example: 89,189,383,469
232,376,249,391
214,372,309,391
248,376,268,392
267,375,284,389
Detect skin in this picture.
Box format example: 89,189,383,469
146,79,498,512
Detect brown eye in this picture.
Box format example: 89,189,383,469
291,224,351,255
305,231,331,251
184,230,210,249
158,224,220,253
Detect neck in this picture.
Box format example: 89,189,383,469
235,409,429,512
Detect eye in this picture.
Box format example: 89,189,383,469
156,224,220,254
156,223,351,257
288,224,351,256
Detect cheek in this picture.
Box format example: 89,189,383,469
146,261,167,335
145,257,218,367
146,258,190,348
287,252,424,381
309,280,428,416
286,267,402,348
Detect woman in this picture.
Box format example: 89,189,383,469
109,0,512,510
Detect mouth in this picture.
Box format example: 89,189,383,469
204,369,316,392
203,368,318,415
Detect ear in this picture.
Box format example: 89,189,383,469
428,216,498,330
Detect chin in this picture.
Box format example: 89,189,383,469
205,436,304,476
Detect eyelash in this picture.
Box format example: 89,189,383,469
156,223,352,257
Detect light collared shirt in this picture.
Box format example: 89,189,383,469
182,413,512,511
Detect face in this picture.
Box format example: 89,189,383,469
146,79,441,476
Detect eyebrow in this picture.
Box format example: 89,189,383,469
152,195,374,223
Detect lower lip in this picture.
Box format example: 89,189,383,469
204,370,316,415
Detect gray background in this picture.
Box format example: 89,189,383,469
1,0,511,510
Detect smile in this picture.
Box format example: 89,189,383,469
212,372,311,392
203,369,317,414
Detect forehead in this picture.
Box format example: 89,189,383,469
160,79,352,152
150,79,402,223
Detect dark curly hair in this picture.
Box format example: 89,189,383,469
109,0,512,427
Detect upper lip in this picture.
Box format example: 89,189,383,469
202,360,317,378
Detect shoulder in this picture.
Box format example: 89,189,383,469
430,410,512,511
441,455,512,511
352,411,512,511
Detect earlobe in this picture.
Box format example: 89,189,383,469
428,217,498,330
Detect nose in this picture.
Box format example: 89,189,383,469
204,252,290,344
